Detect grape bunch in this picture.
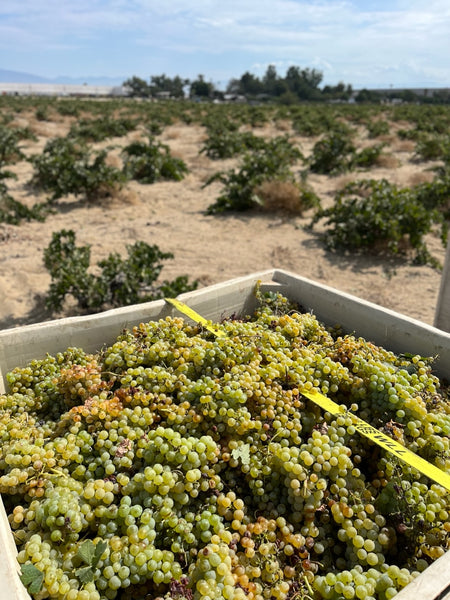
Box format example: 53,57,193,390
1,289,449,600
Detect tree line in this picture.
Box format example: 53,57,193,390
123,65,352,103
123,65,450,104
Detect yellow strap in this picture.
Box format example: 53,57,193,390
165,298,450,492
302,389,450,492
165,298,227,337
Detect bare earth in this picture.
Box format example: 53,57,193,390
0,108,446,331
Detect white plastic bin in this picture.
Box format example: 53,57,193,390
1,269,449,600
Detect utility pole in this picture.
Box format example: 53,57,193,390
435,226,450,332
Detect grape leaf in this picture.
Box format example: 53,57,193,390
75,539,107,583
76,539,108,571
20,564,44,595
75,565,95,584
93,540,107,565
231,443,250,466
77,539,96,565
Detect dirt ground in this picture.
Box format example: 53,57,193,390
0,105,447,331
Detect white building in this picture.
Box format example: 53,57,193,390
0,82,129,97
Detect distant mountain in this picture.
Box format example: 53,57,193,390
0,68,126,86
0,69,51,83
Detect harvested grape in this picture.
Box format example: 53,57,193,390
1,289,449,600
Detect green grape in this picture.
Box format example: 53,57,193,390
2,295,449,600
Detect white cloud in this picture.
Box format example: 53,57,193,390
0,0,449,86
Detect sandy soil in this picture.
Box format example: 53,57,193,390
0,106,447,331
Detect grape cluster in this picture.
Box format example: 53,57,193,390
1,290,449,600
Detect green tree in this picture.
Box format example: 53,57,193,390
122,76,150,97
389,89,418,103
262,65,279,95
300,67,323,90
190,75,214,98
322,82,353,101
149,74,189,98
355,89,382,103
285,66,323,100
285,66,303,95
227,71,263,96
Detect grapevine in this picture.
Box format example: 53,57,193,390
0,289,449,600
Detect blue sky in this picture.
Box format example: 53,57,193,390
1,0,449,89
